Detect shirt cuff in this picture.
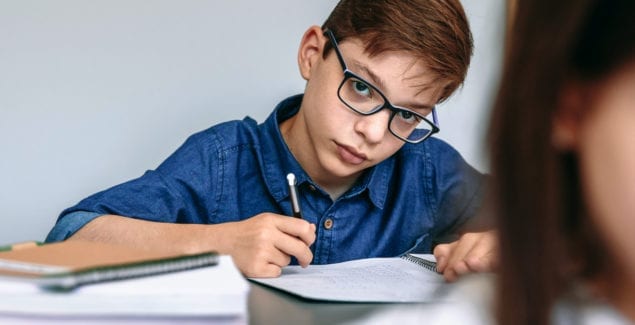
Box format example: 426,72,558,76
45,211,104,242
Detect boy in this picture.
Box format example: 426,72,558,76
47,0,496,281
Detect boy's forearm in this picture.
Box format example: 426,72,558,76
69,214,227,255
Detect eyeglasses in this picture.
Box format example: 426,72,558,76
324,29,440,144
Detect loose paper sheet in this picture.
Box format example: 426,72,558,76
250,255,450,303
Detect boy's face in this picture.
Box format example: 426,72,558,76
283,26,444,187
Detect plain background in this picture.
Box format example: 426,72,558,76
0,0,504,244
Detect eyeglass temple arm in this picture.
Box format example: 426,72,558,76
432,108,440,128
323,29,348,71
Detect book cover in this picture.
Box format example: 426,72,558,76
0,240,218,290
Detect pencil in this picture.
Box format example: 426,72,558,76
286,173,303,219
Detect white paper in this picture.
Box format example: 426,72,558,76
0,255,249,318
250,255,451,303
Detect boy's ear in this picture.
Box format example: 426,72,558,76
552,83,585,150
297,26,326,81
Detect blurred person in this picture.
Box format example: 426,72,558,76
349,0,635,323
490,0,635,323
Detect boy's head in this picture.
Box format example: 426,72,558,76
284,0,474,190
322,0,473,103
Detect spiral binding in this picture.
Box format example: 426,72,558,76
400,254,438,273
42,253,219,291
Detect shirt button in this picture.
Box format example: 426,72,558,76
308,184,317,191
323,218,333,230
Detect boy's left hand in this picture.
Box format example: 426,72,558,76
433,230,498,282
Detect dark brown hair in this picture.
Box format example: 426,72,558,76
322,0,473,103
489,0,635,324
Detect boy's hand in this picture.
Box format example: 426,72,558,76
433,230,498,282
218,213,316,278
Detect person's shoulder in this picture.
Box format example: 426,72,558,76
397,136,464,165
197,116,259,137
400,136,459,154
185,116,260,150
395,137,486,185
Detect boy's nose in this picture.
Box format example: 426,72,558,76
354,109,391,144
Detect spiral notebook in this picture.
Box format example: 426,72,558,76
249,254,451,303
0,240,218,290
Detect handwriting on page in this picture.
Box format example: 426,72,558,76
251,257,448,303
283,263,434,289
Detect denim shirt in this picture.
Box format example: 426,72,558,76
47,94,485,265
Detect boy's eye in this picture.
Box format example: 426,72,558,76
352,80,371,97
397,110,420,124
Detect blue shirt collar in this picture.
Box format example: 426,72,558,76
259,94,389,209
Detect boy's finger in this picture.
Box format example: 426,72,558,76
274,234,314,267
276,217,316,246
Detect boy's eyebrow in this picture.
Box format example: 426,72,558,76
349,59,436,111
406,102,435,112
409,84,438,111
350,60,387,92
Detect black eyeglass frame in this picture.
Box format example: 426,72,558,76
324,29,440,144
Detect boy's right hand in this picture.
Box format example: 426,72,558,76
217,213,316,278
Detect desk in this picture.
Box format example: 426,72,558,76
248,282,394,324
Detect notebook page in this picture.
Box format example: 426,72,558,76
250,256,451,303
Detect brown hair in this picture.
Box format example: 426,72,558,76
489,0,635,324
322,0,473,103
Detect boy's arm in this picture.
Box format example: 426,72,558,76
422,139,496,282
69,213,316,277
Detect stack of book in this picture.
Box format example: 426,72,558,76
0,240,249,322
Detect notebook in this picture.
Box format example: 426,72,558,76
249,254,451,303
0,240,218,290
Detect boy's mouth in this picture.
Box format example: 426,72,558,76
336,143,367,165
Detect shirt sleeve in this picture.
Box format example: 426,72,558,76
46,129,221,240
45,211,103,242
427,139,488,238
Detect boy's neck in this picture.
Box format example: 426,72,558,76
322,182,354,201
279,113,360,201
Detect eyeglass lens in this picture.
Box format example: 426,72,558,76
338,76,435,142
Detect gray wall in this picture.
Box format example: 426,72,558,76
0,0,503,244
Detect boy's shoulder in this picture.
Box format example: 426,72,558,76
399,136,462,159
204,116,259,136
396,136,480,177
185,116,261,152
